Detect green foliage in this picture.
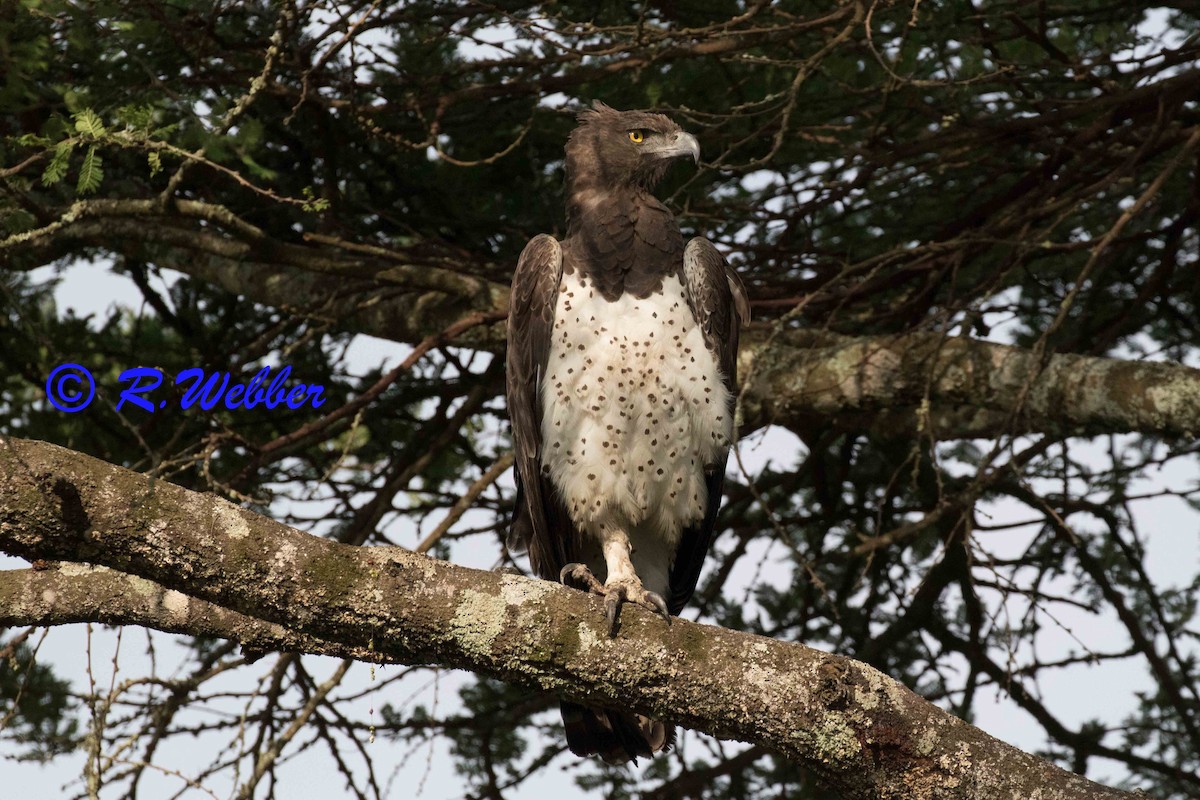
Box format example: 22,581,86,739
444,678,531,783
301,186,330,213
115,103,157,131
76,144,102,193
40,139,73,186
71,108,105,139
31,108,108,192
0,636,79,761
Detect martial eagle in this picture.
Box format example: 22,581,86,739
506,101,748,763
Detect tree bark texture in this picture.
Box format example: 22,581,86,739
0,436,1137,800
6,199,1200,441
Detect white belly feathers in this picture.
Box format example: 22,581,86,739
540,270,732,551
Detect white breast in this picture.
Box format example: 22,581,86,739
539,270,732,554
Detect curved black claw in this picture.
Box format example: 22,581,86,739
646,591,671,622
604,594,620,633
603,584,672,636
560,563,605,594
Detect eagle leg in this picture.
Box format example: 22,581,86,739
560,562,671,636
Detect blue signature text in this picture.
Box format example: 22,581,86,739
44,363,326,413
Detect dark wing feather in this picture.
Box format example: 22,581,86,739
506,234,578,579
668,237,748,614
560,700,675,764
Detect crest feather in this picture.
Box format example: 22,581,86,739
577,99,618,126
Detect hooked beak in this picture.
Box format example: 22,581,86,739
650,131,701,164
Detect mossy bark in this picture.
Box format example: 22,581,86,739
0,436,1136,800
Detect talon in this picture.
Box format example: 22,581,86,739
560,562,605,594
561,565,673,634
605,593,622,635
645,591,671,622
599,581,673,636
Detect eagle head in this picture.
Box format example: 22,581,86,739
565,100,700,191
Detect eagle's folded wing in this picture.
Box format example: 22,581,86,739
668,236,749,613
505,234,577,576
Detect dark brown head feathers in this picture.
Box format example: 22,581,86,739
574,99,679,136
565,100,694,192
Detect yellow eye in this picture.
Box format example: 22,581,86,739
628,130,644,143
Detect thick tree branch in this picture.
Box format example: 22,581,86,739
739,329,1200,439
0,564,383,663
194,252,1200,439
7,199,1200,441
0,198,509,351
0,436,1136,799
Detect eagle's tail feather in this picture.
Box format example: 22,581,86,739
559,701,675,764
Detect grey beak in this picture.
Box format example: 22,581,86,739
652,132,701,164
676,132,701,164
